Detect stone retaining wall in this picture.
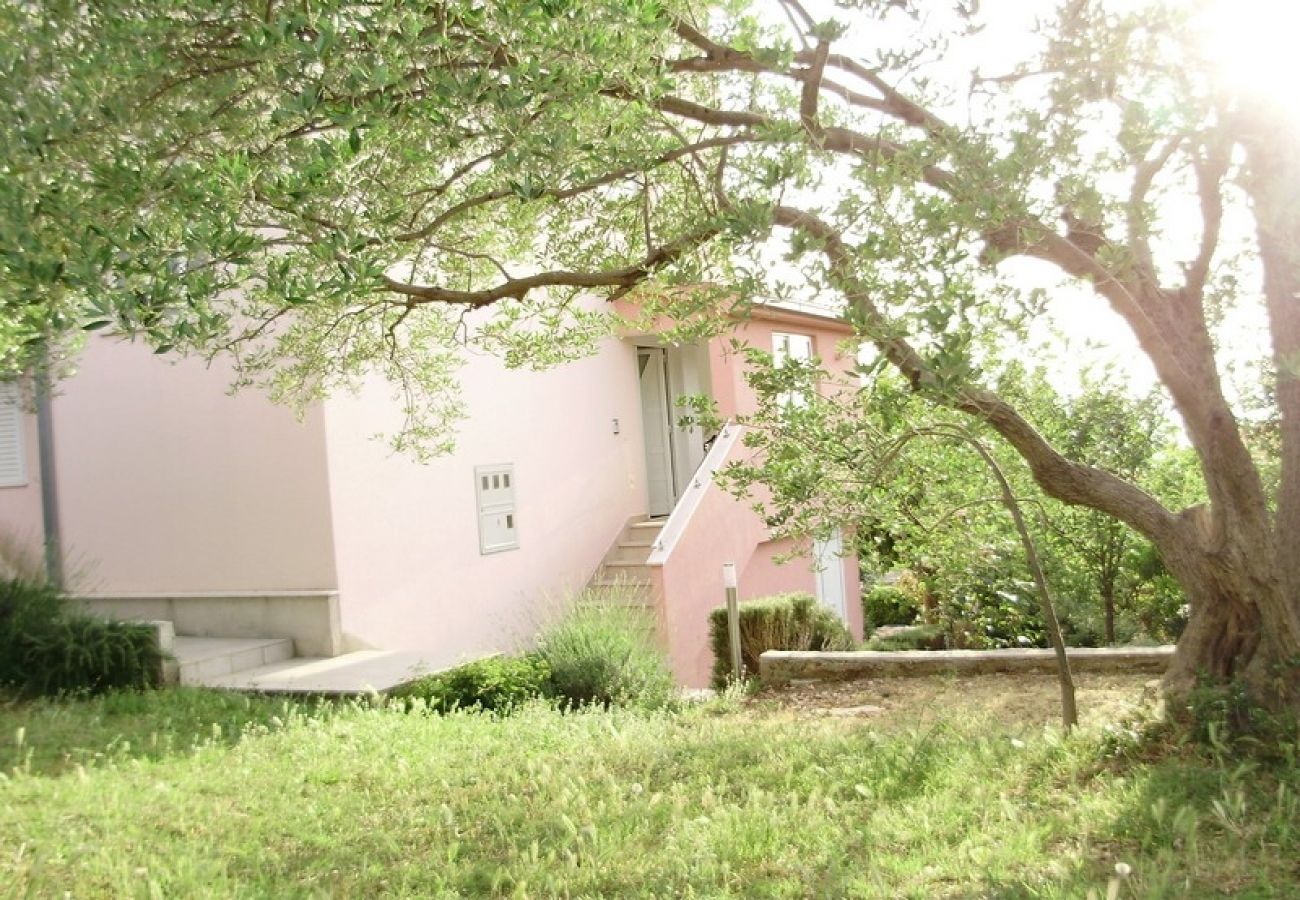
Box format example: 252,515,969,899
760,646,1175,685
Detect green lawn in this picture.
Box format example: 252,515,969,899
1,682,1296,898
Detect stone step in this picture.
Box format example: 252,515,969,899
173,636,295,685
586,580,656,603
606,543,654,564
624,520,666,544
598,561,654,582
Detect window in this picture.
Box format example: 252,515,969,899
772,332,814,408
475,464,518,553
0,383,26,488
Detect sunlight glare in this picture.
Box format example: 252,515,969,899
1194,0,1300,120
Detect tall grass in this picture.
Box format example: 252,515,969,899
1,687,329,776
0,684,1296,897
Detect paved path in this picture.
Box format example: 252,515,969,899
171,637,466,694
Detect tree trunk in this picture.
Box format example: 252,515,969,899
1102,582,1115,646
964,432,1078,730
1154,506,1299,715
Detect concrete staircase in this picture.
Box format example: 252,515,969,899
585,518,665,642
174,636,295,685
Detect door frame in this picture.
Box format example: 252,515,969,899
637,346,677,517
813,530,848,622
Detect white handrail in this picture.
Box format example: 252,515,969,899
645,422,742,566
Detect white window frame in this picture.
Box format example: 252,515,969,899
475,463,519,554
772,332,815,409
0,383,27,488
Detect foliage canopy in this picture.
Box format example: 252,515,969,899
4,0,1299,704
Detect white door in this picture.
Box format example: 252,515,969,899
638,347,676,517
813,530,848,622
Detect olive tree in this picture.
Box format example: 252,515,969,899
3,0,1297,708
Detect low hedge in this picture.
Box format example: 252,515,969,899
395,654,550,714
709,592,854,688
0,578,163,696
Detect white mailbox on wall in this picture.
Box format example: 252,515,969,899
475,463,518,554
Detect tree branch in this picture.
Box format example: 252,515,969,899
800,39,831,135
1127,135,1183,277
1186,132,1231,296
769,203,1187,548
392,132,759,244
379,226,719,306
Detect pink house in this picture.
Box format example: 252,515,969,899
0,302,861,688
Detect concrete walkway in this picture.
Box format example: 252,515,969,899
170,637,464,694
199,651,458,694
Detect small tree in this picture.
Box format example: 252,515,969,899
1006,366,1201,644
710,357,1088,724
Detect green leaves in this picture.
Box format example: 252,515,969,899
0,0,1275,484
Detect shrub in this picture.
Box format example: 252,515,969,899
709,592,854,688
1178,676,1300,756
395,654,549,714
862,584,919,628
863,623,947,651
0,577,163,696
536,593,675,709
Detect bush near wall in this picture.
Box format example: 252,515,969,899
394,654,550,714
709,592,854,688
863,624,947,651
0,578,163,696
535,598,675,710
862,584,920,629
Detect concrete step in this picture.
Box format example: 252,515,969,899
624,520,666,544
576,599,659,616
582,585,656,604
620,537,657,548
587,580,656,602
598,562,654,582
173,636,295,686
607,543,654,564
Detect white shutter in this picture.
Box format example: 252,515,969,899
475,464,518,553
0,383,26,488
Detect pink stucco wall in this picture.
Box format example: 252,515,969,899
654,309,865,686
321,324,648,658
4,300,863,684
42,337,339,594
744,537,864,639
654,437,863,688
0,407,46,572
709,308,860,419
653,467,770,686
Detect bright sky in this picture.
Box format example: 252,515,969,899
760,0,1287,408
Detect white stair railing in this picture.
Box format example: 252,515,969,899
645,422,742,566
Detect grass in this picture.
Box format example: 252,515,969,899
0,677,1296,898
0,688,330,776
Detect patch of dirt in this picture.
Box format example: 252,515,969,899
747,671,1158,732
